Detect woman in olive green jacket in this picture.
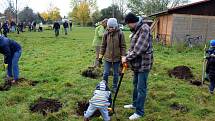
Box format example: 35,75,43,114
99,18,126,92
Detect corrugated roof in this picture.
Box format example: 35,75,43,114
148,0,210,17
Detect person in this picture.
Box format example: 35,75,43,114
92,19,107,67
2,21,9,37
84,80,112,121
206,40,215,94
38,22,43,32
28,22,32,32
63,21,69,35
122,13,153,120
53,21,60,37
0,36,22,83
0,22,2,35
33,21,36,32
99,18,126,93
10,21,16,32
69,20,72,31
17,22,24,34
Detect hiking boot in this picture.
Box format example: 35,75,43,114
124,104,136,109
129,113,142,120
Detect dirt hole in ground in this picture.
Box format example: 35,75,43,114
18,78,40,86
29,97,62,116
190,80,202,86
170,102,189,113
168,66,194,80
0,77,46,91
81,67,101,79
76,100,101,117
0,79,12,91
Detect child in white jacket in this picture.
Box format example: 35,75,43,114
84,80,112,121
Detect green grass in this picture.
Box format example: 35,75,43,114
0,27,214,121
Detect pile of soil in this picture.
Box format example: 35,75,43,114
190,80,202,86
168,66,194,80
29,97,62,115
81,67,101,79
170,102,189,113
76,100,101,117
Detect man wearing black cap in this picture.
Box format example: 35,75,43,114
122,13,153,120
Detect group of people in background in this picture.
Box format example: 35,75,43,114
53,20,72,37
0,20,39,37
0,20,73,37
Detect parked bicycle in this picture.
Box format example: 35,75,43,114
184,34,203,48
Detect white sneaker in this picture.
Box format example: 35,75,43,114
129,113,142,120
124,104,136,109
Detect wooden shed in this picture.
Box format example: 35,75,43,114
150,0,215,46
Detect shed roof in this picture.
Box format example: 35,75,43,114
149,0,212,17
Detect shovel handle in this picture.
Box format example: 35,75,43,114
122,63,128,74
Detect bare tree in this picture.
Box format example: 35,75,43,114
127,0,190,16
115,0,128,15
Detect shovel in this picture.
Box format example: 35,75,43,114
108,63,128,115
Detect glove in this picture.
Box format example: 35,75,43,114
98,54,103,65
99,54,103,59
3,64,8,69
98,58,103,65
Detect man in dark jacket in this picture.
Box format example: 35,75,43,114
53,21,60,37
0,22,2,35
0,36,22,83
63,21,69,35
122,13,153,120
2,21,9,37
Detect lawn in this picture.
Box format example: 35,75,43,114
0,27,214,121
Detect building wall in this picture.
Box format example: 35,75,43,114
172,14,215,45
151,14,173,45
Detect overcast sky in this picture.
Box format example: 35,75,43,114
0,0,202,17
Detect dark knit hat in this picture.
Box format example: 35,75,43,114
125,13,139,24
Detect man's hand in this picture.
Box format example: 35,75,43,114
121,56,127,63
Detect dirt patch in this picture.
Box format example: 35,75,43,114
76,100,101,117
18,78,40,86
190,80,202,86
81,67,101,79
168,66,194,80
64,82,73,87
29,97,62,115
170,102,189,113
0,79,12,91
0,77,46,91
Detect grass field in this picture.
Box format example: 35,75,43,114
0,27,215,121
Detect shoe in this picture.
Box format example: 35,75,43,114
124,104,136,109
210,91,214,94
129,113,142,120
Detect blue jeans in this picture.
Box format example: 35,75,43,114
55,29,59,36
84,104,110,121
132,71,149,116
7,50,22,81
103,61,120,91
64,28,68,35
209,75,215,92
